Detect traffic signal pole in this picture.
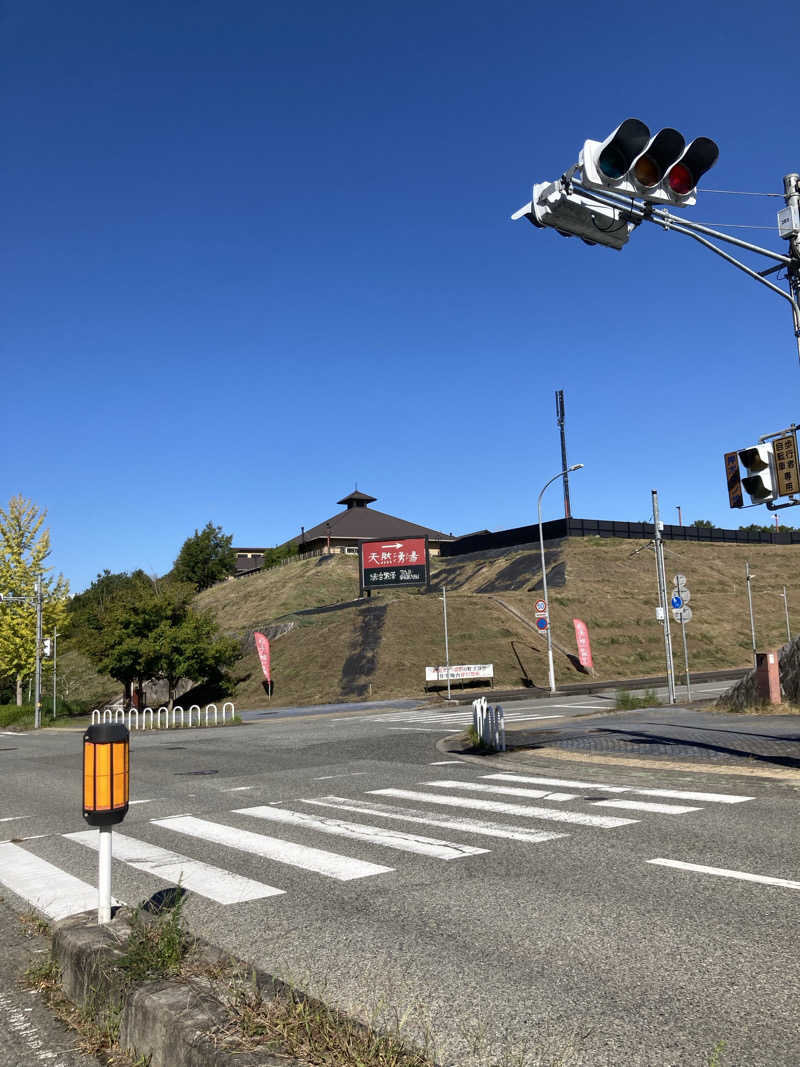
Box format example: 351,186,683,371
652,491,676,705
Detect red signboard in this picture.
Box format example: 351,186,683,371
359,537,429,591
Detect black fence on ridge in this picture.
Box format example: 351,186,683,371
441,517,800,558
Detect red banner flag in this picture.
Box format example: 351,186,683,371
254,632,272,684
572,619,594,671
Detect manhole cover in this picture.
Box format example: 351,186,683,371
175,769,219,776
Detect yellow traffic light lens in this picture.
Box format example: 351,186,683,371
668,163,693,196
633,156,660,188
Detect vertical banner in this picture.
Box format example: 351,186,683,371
572,619,594,671
254,632,272,695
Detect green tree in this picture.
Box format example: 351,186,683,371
172,522,236,591
261,542,298,570
71,572,238,710
691,519,715,528
0,496,69,704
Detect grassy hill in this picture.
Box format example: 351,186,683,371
188,536,800,707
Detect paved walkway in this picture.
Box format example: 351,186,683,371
504,708,800,771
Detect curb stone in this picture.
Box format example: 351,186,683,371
52,911,306,1067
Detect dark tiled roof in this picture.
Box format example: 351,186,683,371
292,506,452,545
337,489,377,506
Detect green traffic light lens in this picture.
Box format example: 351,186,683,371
633,156,661,188
598,146,628,180
668,163,693,196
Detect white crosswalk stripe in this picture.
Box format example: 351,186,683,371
370,788,637,828
0,841,120,920
152,814,394,881
422,779,580,802
303,795,568,844
64,829,284,903
481,773,754,804
235,805,488,859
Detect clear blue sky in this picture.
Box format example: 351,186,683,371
3,1,799,593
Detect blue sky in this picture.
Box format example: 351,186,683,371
3,1,799,593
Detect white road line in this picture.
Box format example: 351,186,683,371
424,780,578,802
482,773,629,793
305,796,569,844
0,841,119,920
64,829,283,904
484,775,753,805
0,816,32,823
152,815,393,881
429,761,466,766
547,704,609,709
591,799,700,815
220,786,255,793
647,858,800,890
371,789,637,829
128,799,161,806
236,806,488,860
634,788,753,804
387,727,455,732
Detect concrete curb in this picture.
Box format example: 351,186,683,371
51,911,303,1066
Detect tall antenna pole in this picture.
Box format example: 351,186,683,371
555,389,571,518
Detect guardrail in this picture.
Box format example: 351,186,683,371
91,702,236,730
472,697,506,751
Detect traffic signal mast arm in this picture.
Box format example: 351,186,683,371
567,178,800,365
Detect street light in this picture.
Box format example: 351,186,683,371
538,464,584,693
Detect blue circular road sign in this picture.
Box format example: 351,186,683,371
671,595,683,609
536,617,548,630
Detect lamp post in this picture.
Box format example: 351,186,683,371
440,585,451,701
538,464,584,693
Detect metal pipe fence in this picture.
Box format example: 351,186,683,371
91,702,237,730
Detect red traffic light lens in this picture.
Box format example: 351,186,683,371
633,155,661,188
668,163,693,196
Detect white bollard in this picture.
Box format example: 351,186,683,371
143,707,153,730
91,710,100,725
189,704,200,728
222,701,234,724
98,826,112,924
207,703,218,725
158,706,168,729
129,709,139,731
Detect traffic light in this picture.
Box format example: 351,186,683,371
512,181,633,250
581,119,718,207
738,444,776,504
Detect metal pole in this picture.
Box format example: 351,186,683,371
680,616,692,702
746,562,757,667
538,464,584,694
651,492,676,704
52,629,58,718
783,586,791,642
675,506,682,526
441,585,451,701
34,576,42,730
555,390,571,519
98,827,112,924
783,174,800,366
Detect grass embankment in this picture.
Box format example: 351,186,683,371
66,537,800,709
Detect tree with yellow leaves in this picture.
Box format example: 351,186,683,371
0,495,70,705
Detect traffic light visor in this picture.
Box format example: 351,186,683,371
632,128,685,188
667,137,719,196
597,119,650,180
738,446,769,472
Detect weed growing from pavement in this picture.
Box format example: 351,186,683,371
118,891,192,982
614,688,661,711
19,910,50,938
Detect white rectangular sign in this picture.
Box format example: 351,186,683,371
425,664,493,682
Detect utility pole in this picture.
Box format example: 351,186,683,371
555,390,571,518
745,562,757,667
52,628,61,719
34,576,43,730
652,491,676,704
781,586,791,642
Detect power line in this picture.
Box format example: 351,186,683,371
703,188,783,198
692,221,775,231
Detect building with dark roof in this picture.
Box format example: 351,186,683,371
232,489,454,573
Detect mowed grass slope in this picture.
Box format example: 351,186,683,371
216,537,800,708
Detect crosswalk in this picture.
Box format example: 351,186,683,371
331,708,570,730
0,772,755,921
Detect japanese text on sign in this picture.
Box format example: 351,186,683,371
773,433,799,498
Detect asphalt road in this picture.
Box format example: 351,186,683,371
1,693,798,1066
